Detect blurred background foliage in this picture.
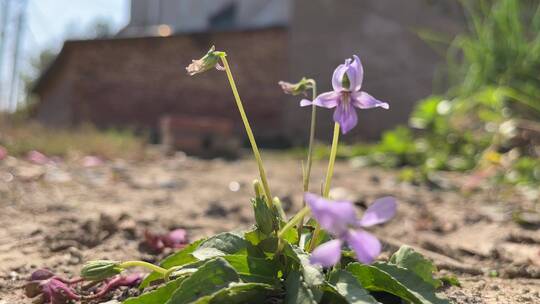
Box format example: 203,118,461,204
311,0,540,188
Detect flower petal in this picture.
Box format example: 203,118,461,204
352,91,389,109
332,62,349,91
310,239,343,267
346,230,381,264
305,192,358,236
333,101,358,134
312,91,340,108
300,99,313,107
349,55,364,91
358,197,397,227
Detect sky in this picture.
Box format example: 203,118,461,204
24,0,129,53
1,0,130,110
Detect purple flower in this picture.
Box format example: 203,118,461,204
305,193,396,267
300,55,389,134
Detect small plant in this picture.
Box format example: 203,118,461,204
28,47,451,303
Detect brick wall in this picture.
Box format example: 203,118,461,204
35,28,288,142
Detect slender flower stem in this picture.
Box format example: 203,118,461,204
297,80,318,238
303,80,318,192
307,122,340,252
118,261,167,275
323,123,340,197
278,206,310,239
219,55,273,206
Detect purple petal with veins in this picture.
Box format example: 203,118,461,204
309,239,343,267
333,102,358,134
311,91,340,108
349,55,364,91
332,62,349,91
358,196,397,227
346,230,381,264
305,193,357,236
352,91,389,109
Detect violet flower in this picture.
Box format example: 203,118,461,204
300,55,389,134
305,193,396,267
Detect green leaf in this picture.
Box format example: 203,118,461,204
244,229,265,246
282,245,324,302
279,220,299,244
123,277,186,304
389,246,442,288
140,240,203,289
165,258,240,304
440,275,461,287
347,263,450,304
193,282,278,304
326,270,379,304
222,254,279,284
294,246,324,287
284,271,318,304
193,233,247,260
252,197,277,235
281,243,301,268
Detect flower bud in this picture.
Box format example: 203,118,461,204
186,45,223,76
252,180,264,199
80,260,122,281
251,197,275,235
278,78,313,96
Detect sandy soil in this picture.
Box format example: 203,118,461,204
0,152,539,303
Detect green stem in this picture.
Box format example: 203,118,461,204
119,261,167,275
297,80,318,238
278,206,310,239
219,55,273,206
307,122,340,252
303,80,318,192
323,123,340,197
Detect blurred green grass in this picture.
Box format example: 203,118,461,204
294,0,540,188
0,115,146,160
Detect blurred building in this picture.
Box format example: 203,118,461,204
121,0,290,35
32,0,463,151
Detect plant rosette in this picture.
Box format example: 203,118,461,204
28,47,453,304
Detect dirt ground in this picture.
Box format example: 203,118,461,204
0,152,539,303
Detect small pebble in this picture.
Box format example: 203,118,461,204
228,181,240,192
